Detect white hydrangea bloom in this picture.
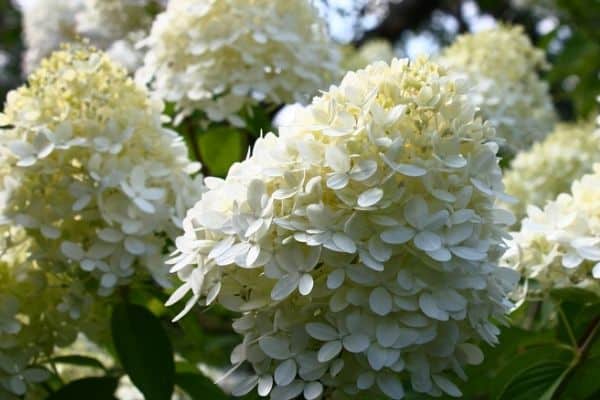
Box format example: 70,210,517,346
503,164,600,292
439,25,556,151
503,122,600,219
21,0,83,74
20,0,164,73
168,58,518,399
0,46,203,297
0,228,106,398
342,39,396,71
75,0,163,47
136,0,341,126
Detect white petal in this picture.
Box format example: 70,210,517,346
270,381,304,400
414,231,442,252
298,274,314,296
380,226,415,244
428,247,452,262
332,233,357,253
327,173,349,190
134,197,156,213
445,223,474,246
342,333,370,353
357,372,375,390
432,374,462,397
450,246,486,261
124,237,145,255
259,337,292,360
577,246,600,261
376,321,401,347
271,274,300,301
318,340,342,362
350,159,378,181
393,163,427,177
377,373,405,400
61,241,84,260
404,196,428,228
369,287,392,316
306,322,339,341
419,292,449,321
232,375,259,397
593,262,600,279
358,188,384,208
258,375,273,397
457,343,484,365
367,344,387,371
274,359,297,386
562,251,583,268
303,382,323,400
327,269,345,289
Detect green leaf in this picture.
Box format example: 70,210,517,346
45,377,118,400
51,355,106,371
491,345,573,398
560,356,600,399
550,287,600,305
198,127,246,177
175,372,229,400
111,303,175,400
497,361,569,400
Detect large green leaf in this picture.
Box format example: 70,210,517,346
559,356,600,399
111,303,175,400
198,127,246,177
497,361,569,400
491,345,572,398
45,377,118,400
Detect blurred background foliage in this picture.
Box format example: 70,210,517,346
0,1,599,399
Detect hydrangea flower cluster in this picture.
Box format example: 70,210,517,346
21,0,164,73
136,0,341,126
503,164,600,292
76,0,166,71
503,122,600,219
342,39,395,72
168,58,518,399
0,45,203,297
0,227,108,398
21,0,83,74
439,25,556,151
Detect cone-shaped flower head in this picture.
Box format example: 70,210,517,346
136,0,341,126
503,164,600,292
439,25,556,151
167,58,518,399
503,121,600,219
0,45,203,296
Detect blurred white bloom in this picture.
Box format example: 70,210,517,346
342,39,395,71
503,164,600,292
21,0,83,74
137,0,341,126
503,121,600,219
20,0,165,73
168,58,517,399
75,0,162,47
0,46,203,298
439,25,556,151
